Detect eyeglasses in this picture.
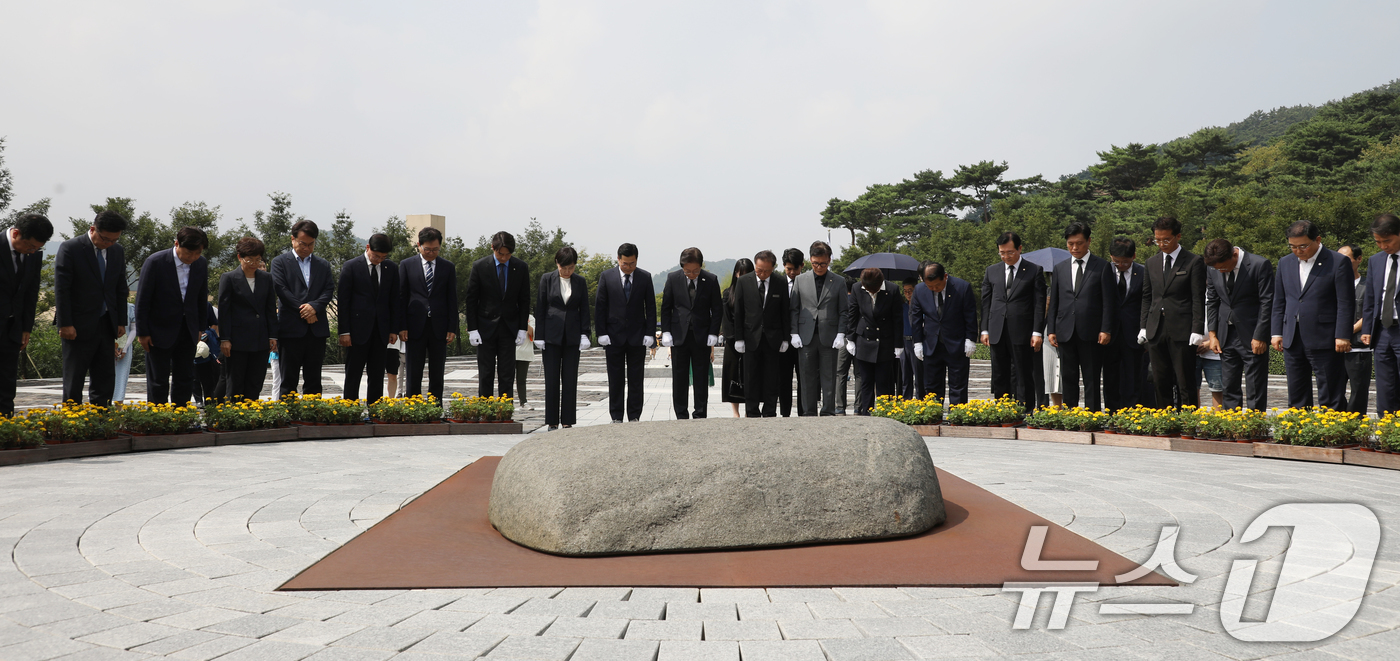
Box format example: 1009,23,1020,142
1287,243,1313,252
292,239,315,249
810,260,830,267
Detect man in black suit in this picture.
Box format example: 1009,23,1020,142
271,220,334,398
1271,220,1354,409
733,250,792,417
337,233,399,404
0,214,51,415
465,231,530,398
595,243,656,423
980,232,1045,412
55,210,128,407
1202,239,1275,411
1046,223,1117,411
660,247,722,419
136,227,209,405
399,227,459,403
1140,216,1207,409
779,248,804,416
1103,237,1150,411
1337,244,1370,413
1362,214,1400,415
910,262,978,405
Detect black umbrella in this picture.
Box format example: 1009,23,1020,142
842,252,922,282
1020,247,1070,272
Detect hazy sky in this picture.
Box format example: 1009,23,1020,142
2,1,1396,274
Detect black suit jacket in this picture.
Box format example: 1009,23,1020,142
536,270,591,345
464,256,531,340
0,236,42,344
845,284,901,363
55,233,128,339
135,248,208,349
217,270,278,352
270,251,334,339
1046,253,1117,342
400,255,460,340
1205,250,1274,343
660,270,722,345
1109,263,1147,348
594,267,656,347
1271,247,1354,351
910,276,978,355
980,259,1046,344
1141,248,1206,343
732,273,791,349
336,255,400,346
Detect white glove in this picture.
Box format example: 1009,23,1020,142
1137,329,1148,345
963,339,976,357
661,332,674,347
832,333,845,350
716,335,725,346
597,335,611,347
779,341,790,353
469,330,483,346
790,334,803,349
1189,333,1205,346
515,330,528,346
914,344,925,361
894,347,904,359
580,335,591,351
706,334,719,347
734,340,746,354
534,340,545,350
846,341,856,356
642,335,654,348
196,342,211,359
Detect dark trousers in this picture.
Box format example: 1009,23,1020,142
542,343,580,426
406,333,448,403
836,346,852,413
990,334,1036,411
343,323,387,403
475,330,516,398
1344,351,1373,414
670,334,710,418
779,344,799,416
515,360,530,405
605,343,645,421
1103,342,1147,411
1375,325,1400,415
924,342,970,405
854,358,895,415
1219,327,1270,411
899,338,924,400
0,324,20,416
61,318,116,407
1057,336,1104,411
1148,338,1197,408
193,361,219,405
797,345,839,415
225,350,269,401
278,335,325,398
1282,339,1346,409
147,331,197,405
743,343,783,417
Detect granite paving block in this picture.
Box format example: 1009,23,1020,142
852,617,943,638
659,639,740,660
463,613,558,637
391,610,484,631
540,616,628,639
588,600,666,620
739,603,814,622
300,647,396,661
330,626,432,651
128,630,224,656
568,638,659,661
404,630,508,657
626,587,699,603
624,618,703,641
266,620,366,646
811,601,894,619
897,634,999,658
75,621,185,650
200,613,303,638
779,618,864,640
554,587,632,601
482,634,581,660
666,601,737,621
821,637,916,661
511,597,595,617
766,588,841,603
205,639,322,661
703,619,783,641
700,588,769,604
739,639,828,661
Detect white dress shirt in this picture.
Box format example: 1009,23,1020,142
758,275,772,307
1114,265,1132,292
1382,252,1400,322
296,252,313,287
560,273,572,303
172,248,191,300
1299,244,1322,284
987,258,1042,338
1069,251,1091,290
246,276,256,293
1353,277,1373,353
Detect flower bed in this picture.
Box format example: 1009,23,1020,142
204,398,292,432
287,394,366,425
1269,407,1367,447
1185,407,1269,442
871,394,943,426
945,395,1022,427
370,395,444,425
1024,406,1108,432
0,416,44,450
447,394,515,423
120,402,202,435
1106,405,1187,437
25,404,121,443
1374,413,1400,452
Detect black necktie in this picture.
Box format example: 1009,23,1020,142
1005,265,1014,292
935,291,943,317
497,262,506,293
688,278,696,303
1074,259,1085,293
1225,270,1235,298
1164,254,1173,274
12,250,20,274
760,279,767,308
1117,270,1127,301
371,263,380,299
1384,255,1398,329
623,273,632,301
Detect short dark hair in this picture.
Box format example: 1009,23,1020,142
13,213,53,243
1372,213,1400,238
290,220,318,240
554,245,578,266
1151,216,1182,235
1339,243,1364,260
923,262,946,280
176,226,208,251
617,243,638,259
1109,236,1137,258
93,210,128,234
782,248,804,267
235,236,265,258
1286,220,1320,240
1202,239,1234,266
490,231,515,253
996,231,1021,249
860,267,884,292
901,276,918,287
679,247,703,266
754,250,778,267
1063,222,1091,241
809,241,832,259
367,233,392,253
417,227,443,245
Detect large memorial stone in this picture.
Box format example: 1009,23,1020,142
488,416,945,556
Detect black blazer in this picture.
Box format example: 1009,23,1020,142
0,235,42,344
594,267,656,346
464,255,531,340
1271,247,1354,351
336,255,400,346
135,248,208,349
217,270,278,353
55,233,128,339
660,269,723,345
910,276,978,355
1109,263,1147,348
732,273,791,349
400,255,460,340
980,259,1046,344
536,270,591,345
845,283,901,363
1362,251,1397,338
1205,250,1275,343
1141,248,1206,343
270,251,334,339
1046,253,1117,342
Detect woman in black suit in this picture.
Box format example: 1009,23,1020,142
845,268,903,415
534,246,592,430
721,258,754,418
217,237,279,401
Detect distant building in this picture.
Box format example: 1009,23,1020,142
405,214,446,243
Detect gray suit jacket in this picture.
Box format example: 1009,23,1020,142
789,270,848,348
1204,249,1274,343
